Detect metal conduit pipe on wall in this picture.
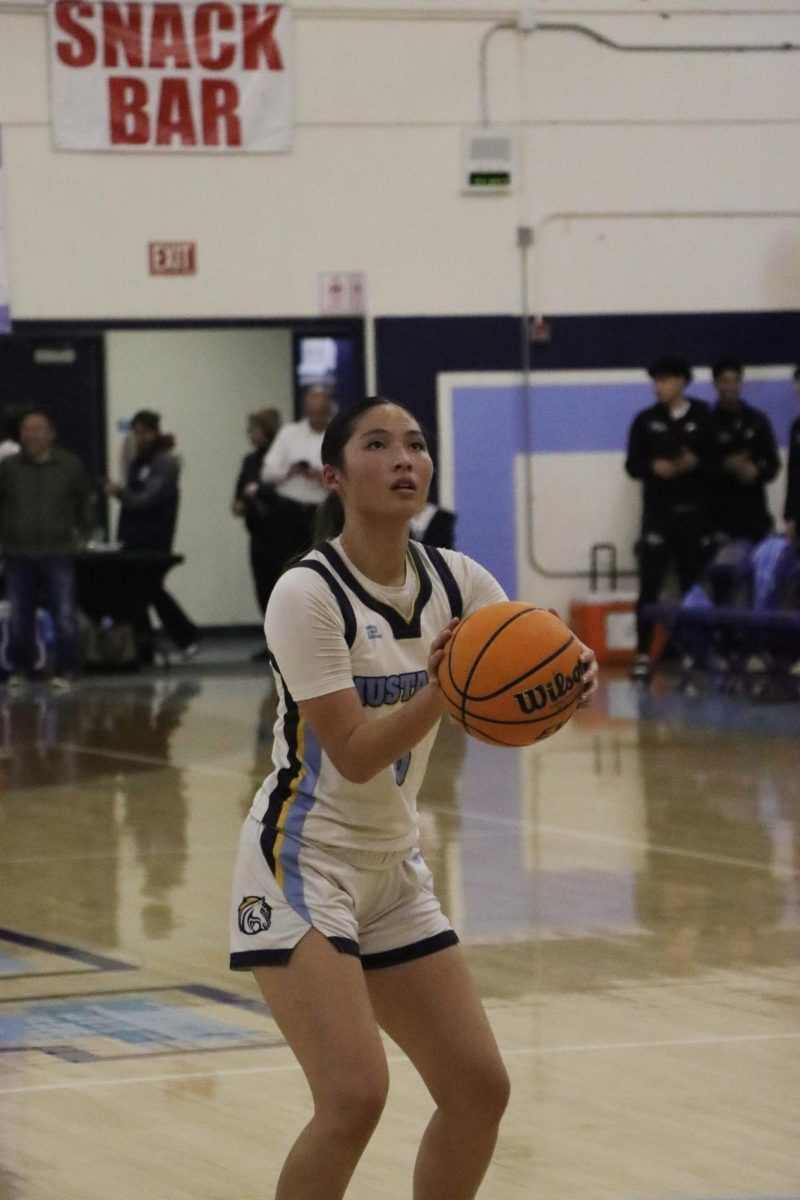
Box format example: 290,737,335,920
519,210,800,581
479,16,800,126
477,16,800,582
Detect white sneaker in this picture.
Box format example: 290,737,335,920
181,642,199,662
629,654,652,680
5,673,27,691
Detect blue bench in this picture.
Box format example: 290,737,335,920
643,535,800,693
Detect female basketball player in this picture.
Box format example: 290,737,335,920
230,397,598,1200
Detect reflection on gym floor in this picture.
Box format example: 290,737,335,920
1,668,798,1200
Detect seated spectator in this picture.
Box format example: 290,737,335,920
708,359,780,544
625,357,713,680
0,407,92,690
105,410,199,662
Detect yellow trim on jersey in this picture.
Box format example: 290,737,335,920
272,716,307,893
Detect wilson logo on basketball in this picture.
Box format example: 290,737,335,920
438,602,586,747
513,662,585,715
238,895,272,935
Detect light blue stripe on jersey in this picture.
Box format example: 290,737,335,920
278,723,323,923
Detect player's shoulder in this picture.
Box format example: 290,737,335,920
268,550,343,612
423,545,478,579
419,544,505,598
414,543,466,580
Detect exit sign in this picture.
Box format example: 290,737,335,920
149,242,197,276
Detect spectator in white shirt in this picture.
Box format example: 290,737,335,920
260,387,333,566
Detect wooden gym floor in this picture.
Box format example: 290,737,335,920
0,664,798,1200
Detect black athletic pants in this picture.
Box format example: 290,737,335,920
269,498,319,574
249,538,284,618
130,564,199,658
635,517,712,654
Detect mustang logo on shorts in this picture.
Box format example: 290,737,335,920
238,895,272,935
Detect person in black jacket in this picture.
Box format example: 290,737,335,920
625,357,713,678
784,367,800,544
232,407,282,659
707,359,780,544
410,502,456,549
105,410,199,661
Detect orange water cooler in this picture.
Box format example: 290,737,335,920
569,590,638,666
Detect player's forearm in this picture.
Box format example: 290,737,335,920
338,684,447,784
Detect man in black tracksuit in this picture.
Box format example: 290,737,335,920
784,367,800,543
626,357,714,678
707,359,780,544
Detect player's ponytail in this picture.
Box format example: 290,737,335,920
313,492,344,541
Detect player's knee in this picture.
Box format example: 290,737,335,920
475,1059,511,1124
439,1056,510,1125
318,1066,389,1142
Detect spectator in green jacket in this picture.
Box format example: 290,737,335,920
0,407,92,690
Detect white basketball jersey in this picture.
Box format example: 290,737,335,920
250,539,506,875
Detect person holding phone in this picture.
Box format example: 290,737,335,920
259,386,333,572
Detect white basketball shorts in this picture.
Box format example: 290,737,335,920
229,814,457,971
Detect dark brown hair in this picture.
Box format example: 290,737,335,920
312,395,429,545
249,407,282,449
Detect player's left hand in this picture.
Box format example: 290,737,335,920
547,610,598,706
548,610,598,705
577,641,599,705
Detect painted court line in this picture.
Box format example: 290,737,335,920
498,1030,800,1058
0,846,226,866
0,926,136,973
0,825,787,877
1,1030,798,1097
53,741,252,778
532,822,800,877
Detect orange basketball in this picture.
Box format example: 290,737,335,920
438,602,586,747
